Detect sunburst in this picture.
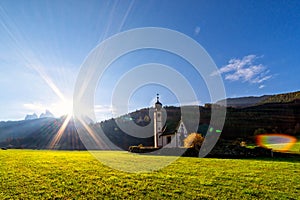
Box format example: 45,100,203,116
48,113,72,149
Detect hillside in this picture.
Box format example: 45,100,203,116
0,117,85,150
221,100,300,138
261,90,300,104
216,95,271,107
216,90,300,108
0,90,299,150
92,100,300,147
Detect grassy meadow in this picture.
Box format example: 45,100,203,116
290,140,300,152
1,150,300,199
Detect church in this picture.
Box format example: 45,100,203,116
153,94,196,148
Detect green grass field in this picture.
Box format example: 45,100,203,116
290,140,300,152
1,150,300,199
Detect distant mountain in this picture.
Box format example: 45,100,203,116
0,117,85,150
0,91,299,150
216,90,300,108
93,99,300,146
261,91,300,104
24,110,55,120
39,110,54,118
216,95,271,108
25,113,38,120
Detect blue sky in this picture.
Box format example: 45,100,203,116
0,0,299,121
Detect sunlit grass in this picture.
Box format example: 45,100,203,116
289,140,300,152
0,150,300,199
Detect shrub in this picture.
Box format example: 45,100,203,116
254,128,267,136
295,123,300,135
184,133,204,150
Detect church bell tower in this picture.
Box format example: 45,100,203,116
154,94,162,148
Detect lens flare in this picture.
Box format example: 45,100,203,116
48,114,72,149
256,134,297,152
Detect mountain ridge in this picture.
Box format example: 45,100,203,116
0,90,299,150
216,90,300,108
24,110,55,121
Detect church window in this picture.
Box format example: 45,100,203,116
167,136,171,144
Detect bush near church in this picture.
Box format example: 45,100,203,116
184,133,204,151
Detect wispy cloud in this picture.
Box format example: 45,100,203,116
212,55,272,85
194,26,201,35
23,100,73,118
23,102,47,114
174,100,202,107
94,105,114,113
94,105,115,122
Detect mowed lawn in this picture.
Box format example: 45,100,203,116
290,140,300,153
1,150,300,199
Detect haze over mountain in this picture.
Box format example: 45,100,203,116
24,110,55,120
25,113,38,120
0,90,299,150
0,117,85,150
216,91,300,108
39,110,55,119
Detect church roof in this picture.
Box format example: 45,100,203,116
159,118,200,137
159,121,178,137
155,100,162,106
155,94,162,106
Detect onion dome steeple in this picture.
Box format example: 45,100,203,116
155,93,162,110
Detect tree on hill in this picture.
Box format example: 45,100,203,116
254,128,267,136
295,123,300,135
261,91,300,104
184,133,204,151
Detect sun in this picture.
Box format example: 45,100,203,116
48,99,73,149
51,99,73,117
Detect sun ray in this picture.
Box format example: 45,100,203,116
0,6,78,149
48,114,72,149
0,5,66,103
29,65,67,102
77,117,109,150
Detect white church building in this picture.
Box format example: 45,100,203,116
153,94,193,148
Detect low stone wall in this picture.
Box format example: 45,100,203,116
128,146,199,157
207,145,273,158
129,144,300,158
